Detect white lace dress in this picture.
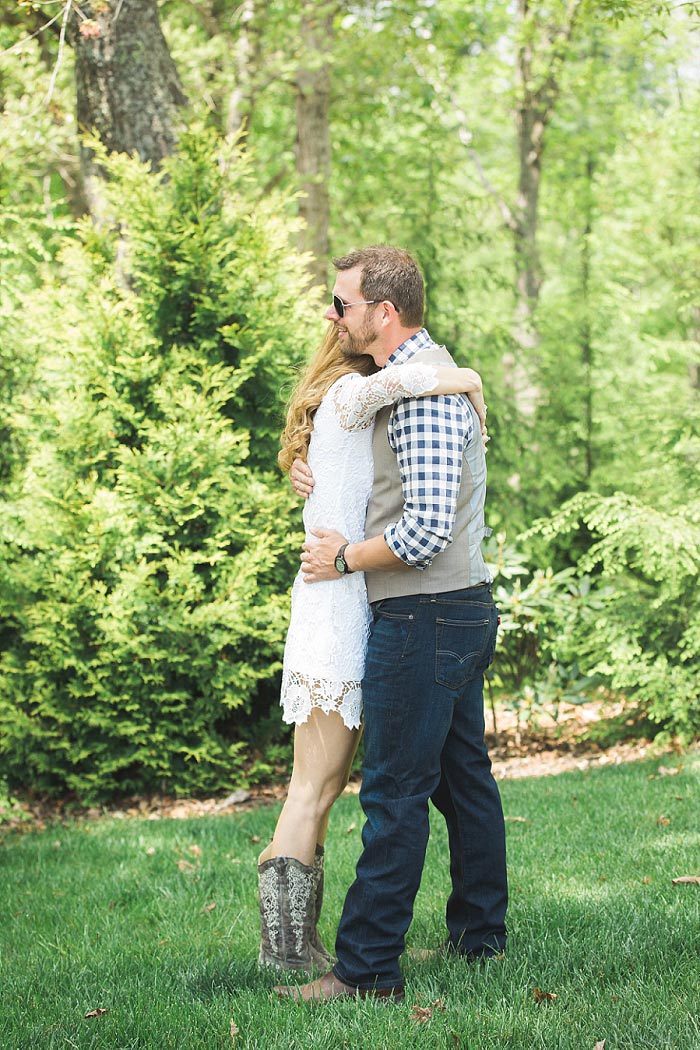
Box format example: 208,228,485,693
280,362,440,729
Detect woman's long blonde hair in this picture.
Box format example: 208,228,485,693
278,324,377,473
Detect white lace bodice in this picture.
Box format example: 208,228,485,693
281,363,440,729
300,364,440,544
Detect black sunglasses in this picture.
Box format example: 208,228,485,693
332,294,379,318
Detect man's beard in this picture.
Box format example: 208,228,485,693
340,315,377,357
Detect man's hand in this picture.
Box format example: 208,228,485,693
301,528,348,582
290,458,315,499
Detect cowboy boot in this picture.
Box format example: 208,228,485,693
310,845,335,966
258,855,327,973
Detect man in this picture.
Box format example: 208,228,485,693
277,245,507,1002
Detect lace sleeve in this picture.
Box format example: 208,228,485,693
331,364,441,431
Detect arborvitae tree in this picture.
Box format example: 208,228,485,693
0,126,323,800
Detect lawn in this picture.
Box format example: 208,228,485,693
1,750,699,1049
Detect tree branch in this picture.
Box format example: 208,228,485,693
537,0,582,118
45,0,72,105
410,54,521,235
0,2,67,56
452,97,521,234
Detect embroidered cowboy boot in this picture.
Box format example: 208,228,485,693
257,855,326,973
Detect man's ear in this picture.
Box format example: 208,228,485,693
379,301,398,327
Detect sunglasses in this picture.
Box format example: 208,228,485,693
332,294,379,318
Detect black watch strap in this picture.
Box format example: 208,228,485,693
334,543,354,575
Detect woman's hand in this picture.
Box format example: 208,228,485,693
290,458,315,499
465,385,489,451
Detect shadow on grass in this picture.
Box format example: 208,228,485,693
184,955,264,999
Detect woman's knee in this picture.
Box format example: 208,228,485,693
285,775,344,821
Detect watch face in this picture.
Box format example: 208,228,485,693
334,556,345,573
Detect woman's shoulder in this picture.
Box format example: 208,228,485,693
327,371,367,396
322,370,372,412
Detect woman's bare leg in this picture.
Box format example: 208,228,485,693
265,709,361,866
314,725,360,847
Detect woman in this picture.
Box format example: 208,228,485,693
257,324,487,973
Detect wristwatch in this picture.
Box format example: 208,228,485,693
334,543,354,575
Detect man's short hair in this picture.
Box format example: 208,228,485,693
333,245,424,328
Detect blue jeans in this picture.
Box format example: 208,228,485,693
333,584,508,990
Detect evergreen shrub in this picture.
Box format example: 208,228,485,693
0,127,322,800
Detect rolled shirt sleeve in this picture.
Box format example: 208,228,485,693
383,391,473,568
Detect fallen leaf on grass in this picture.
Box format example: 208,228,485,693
411,999,446,1023
145,847,156,856
201,901,216,913
657,815,670,826
85,1008,108,1018
177,859,198,873
505,816,528,823
593,1041,606,1049
533,987,558,1003
657,765,681,776
672,875,700,885
188,844,202,858
230,1019,239,1043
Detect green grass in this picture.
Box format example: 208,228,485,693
1,751,699,1049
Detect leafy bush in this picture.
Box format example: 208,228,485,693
528,492,700,742
0,127,321,800
486,537,602,730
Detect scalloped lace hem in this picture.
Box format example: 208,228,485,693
281,669,363,730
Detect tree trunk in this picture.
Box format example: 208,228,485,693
580,154,596,482
66,0,187,207
512,100,544,352
507,93,545,416
227,0,262,135
294,1,334,289
503,0,582,415
689,305,700,397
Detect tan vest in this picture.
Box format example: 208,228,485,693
365,344,491,603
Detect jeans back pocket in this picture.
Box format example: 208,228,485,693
435,609,496,689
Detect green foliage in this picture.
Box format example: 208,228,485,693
0,24,78,485
0,127,320,800
0,776,32,828
487,537,603,728
2,0,700,803
529,492,700,741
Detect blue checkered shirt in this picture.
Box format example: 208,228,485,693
382,329,474,568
